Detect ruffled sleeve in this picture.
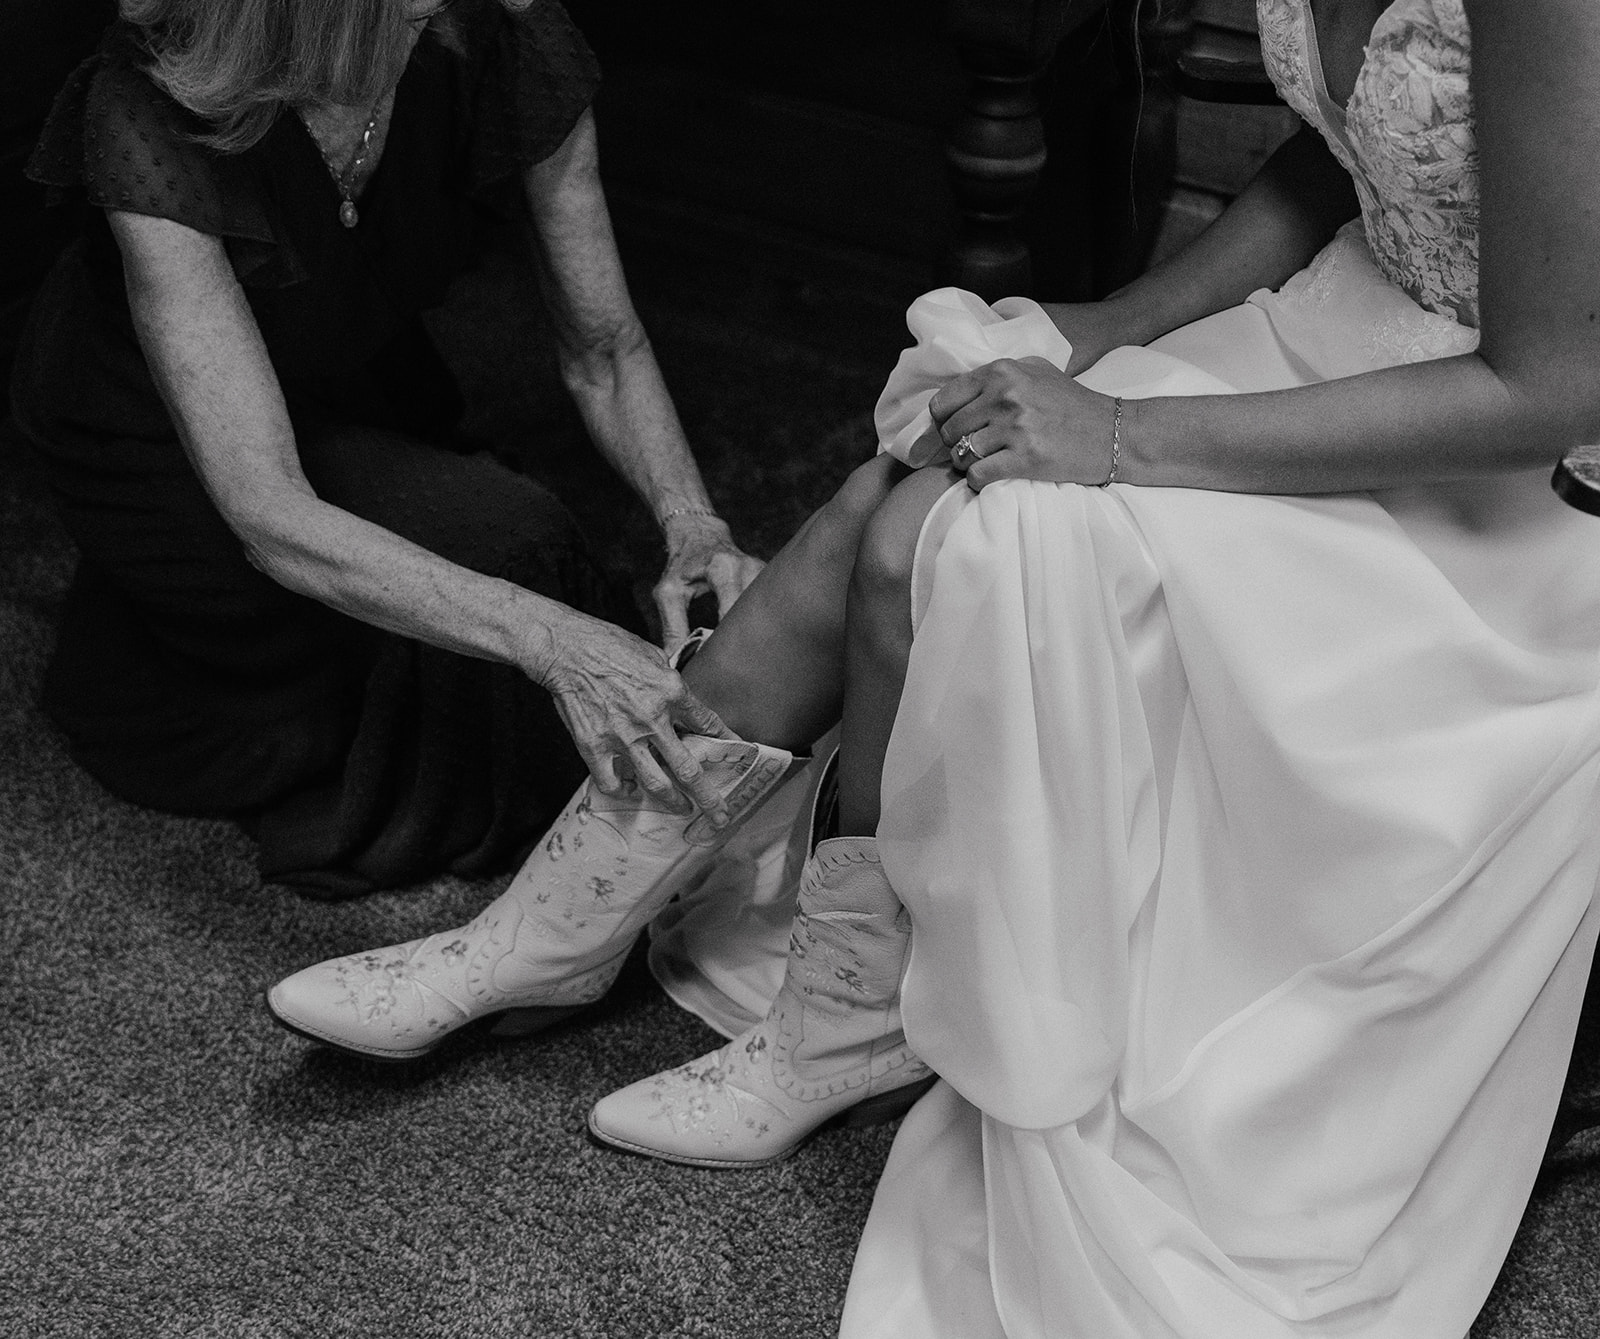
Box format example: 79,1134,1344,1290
465,0,601,195
25,27,277,264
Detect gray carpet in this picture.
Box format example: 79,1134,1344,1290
3,234,1599,1338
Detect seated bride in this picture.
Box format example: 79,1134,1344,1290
271,0,1600,1333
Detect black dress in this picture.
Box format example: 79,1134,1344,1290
10,1,638,897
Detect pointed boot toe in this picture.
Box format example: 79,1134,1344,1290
586,1047,808,1170
586,1023,934,1170
585,1071,716,1165
265,941,471,1062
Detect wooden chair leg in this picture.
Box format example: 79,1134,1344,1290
942,0,1105,300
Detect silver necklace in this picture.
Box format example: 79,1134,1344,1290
299,93,391,229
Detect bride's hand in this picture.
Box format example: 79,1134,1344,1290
921,356,1122,491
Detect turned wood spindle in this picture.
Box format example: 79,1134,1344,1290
943,0,1077,300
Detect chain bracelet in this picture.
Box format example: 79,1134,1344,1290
657,506,721,527
1098,396,1124,488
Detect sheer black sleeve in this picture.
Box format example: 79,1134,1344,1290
26,29,275,253
464,0,602,196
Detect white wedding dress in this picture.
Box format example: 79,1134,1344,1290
840,2,1600,1336
653,1,1600,1335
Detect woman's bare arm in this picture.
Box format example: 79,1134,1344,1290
521,109,760,647
937,0,1600,494
1047,125,1360,374
111,208,733,815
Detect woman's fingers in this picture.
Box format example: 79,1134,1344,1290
617,699,736,822
538,614,745,817
624,739,692,811
656,517,762,649
923,375,990,464
673,688,735,741
962,445,1019,491
709,569,744,619
645,682,740,817
931,359,1117,486
561,685,736,819
653,574,694,654
931,362,1036,466
913,405,993,467
927,366,990,426
710,553,761,618
938,403,993,454
651,730,730,825
911,421,946,462
586,742,627,796
948,425,1001,474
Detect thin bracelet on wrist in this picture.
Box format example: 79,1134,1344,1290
1098,396,1124,488
657,505,720,527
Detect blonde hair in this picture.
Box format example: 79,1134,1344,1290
119,0,525,153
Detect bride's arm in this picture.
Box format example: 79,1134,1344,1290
938,0,1600,494
1048,125,1360,375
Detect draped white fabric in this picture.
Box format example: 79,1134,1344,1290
647,228,1600,1334
838,233,1600,1338
653,0,1600,1324
647,742,832,1038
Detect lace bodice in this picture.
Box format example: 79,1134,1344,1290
1258,0,1478,327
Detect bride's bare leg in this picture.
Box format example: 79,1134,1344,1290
584,466,955,1165
268,463,923,1065
837,466,962,835
681,454,908,751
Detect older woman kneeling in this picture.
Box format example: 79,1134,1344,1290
11,0,760,896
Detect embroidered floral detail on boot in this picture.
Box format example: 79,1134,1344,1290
330,939,474,1037
587,834,934,1165
641,1057,789,1146
268,734,799,1060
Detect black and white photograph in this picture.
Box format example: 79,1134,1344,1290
3,0,1599,1335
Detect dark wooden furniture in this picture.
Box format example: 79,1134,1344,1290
562,0,1183,303
943,0,1109,298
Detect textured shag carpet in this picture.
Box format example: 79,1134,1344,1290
2,227,1598,1338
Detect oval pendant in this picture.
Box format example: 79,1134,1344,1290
339,200,359,229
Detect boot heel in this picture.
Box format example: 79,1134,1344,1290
488,1004,591,1038
836,1075,937,1129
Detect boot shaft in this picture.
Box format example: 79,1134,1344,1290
776,836,917,1091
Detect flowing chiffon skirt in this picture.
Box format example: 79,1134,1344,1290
837,229,1600,1336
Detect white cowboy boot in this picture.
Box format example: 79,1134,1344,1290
586,829,934,1169
267,731,800,1061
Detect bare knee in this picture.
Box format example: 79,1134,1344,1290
791,453,908,576
832,454,909,529
850,466,959,613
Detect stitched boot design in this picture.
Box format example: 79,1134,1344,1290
586,835,933,1168
267,735,798,1061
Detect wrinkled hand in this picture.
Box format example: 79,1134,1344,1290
654,512,764,653
914,357,1121,491
530,611,738,822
